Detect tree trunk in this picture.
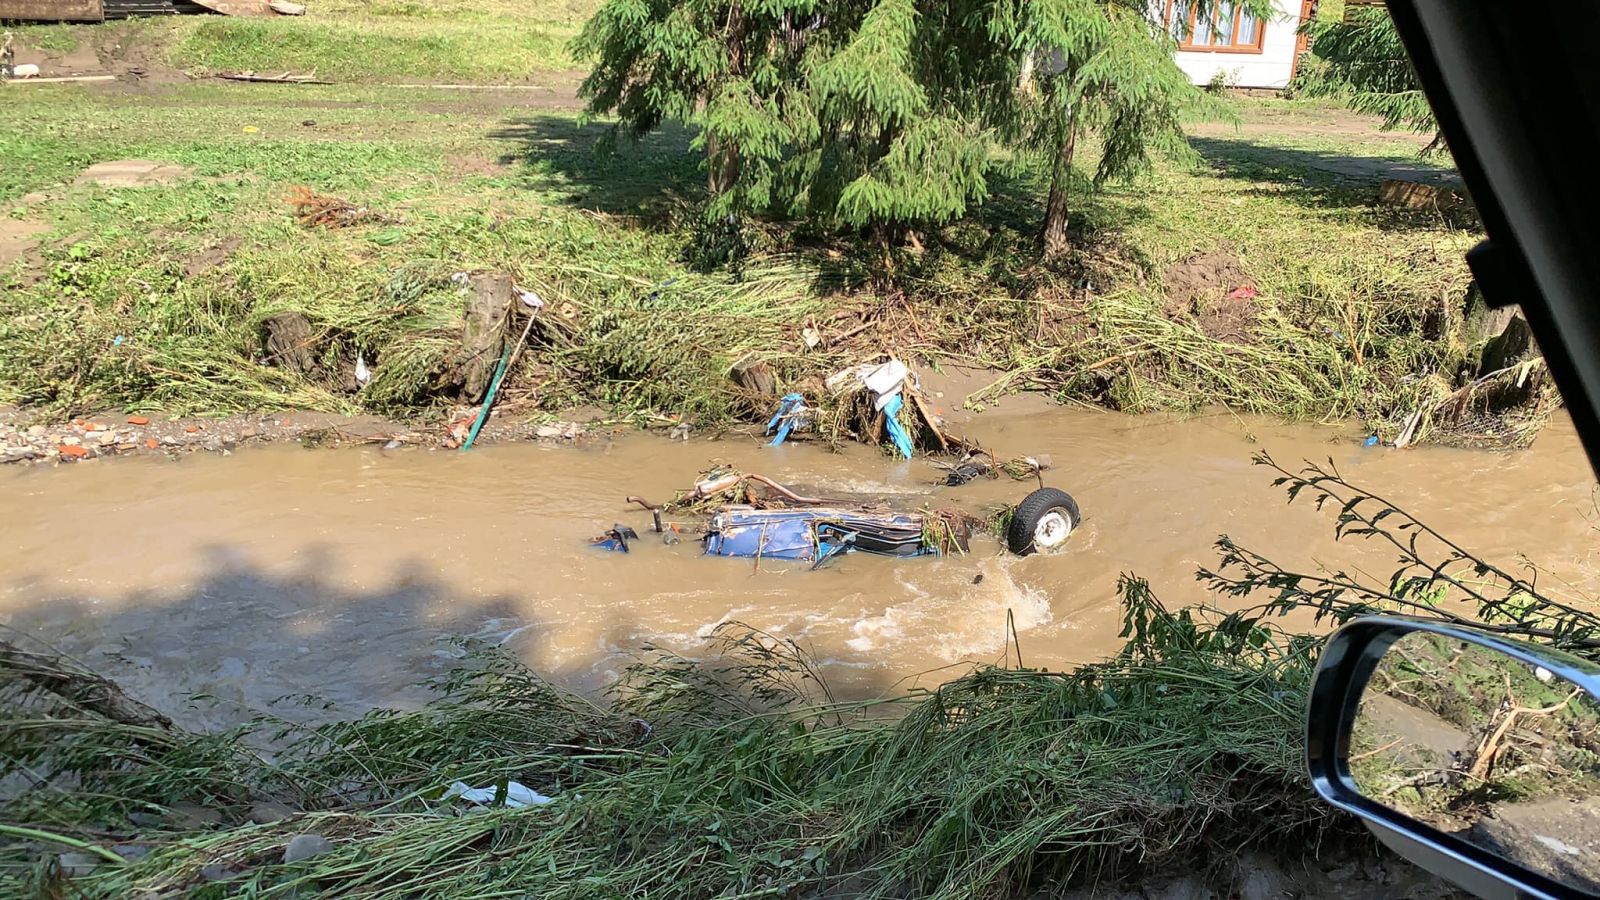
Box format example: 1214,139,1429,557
1042,113,1079,260
706,3,747,198
707,134,740,196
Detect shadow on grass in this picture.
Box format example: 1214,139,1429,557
1191,136,1479,231
489,115,704,222
485,114,1160,295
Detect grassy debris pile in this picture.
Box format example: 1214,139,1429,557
0,78,1519,443
1,584,1348,898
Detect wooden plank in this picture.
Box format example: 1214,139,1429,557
0,0,105,21
187,0,272,14
3,74,118,84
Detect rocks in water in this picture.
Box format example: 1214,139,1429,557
57,851,102,877
282,833,334,864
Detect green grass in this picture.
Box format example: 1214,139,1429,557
9,0,597,83
9,23,81,52
0,82,1479,434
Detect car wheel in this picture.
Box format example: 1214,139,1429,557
1006,487,1081,556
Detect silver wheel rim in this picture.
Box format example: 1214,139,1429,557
1032,510,1073,552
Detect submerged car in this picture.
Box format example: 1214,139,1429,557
601,473,1081,564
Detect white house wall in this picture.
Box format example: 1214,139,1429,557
1170,0,1301,89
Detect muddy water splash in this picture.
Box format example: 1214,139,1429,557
2,403,1597,729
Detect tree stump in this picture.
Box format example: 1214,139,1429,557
455,273,512,402
729,354,777,415
260,311,319,377
1479,314,1538,374
1461,283,1519,347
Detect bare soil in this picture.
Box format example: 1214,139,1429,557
0,218,48,269
73,159,194,188
1162,248,1258,343
9,22,187,84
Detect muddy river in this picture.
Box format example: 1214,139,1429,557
3,399,1597,729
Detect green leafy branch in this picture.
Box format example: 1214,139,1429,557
1199,453,1600,655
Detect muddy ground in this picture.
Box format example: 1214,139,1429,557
0,405,604,465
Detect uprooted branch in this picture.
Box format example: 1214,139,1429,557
0,639,172,730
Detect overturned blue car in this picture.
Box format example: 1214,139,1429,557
602,470,1081,564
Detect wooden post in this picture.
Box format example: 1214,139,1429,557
457,273,512,402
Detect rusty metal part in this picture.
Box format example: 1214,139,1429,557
626,496,664,533
692,472,742,499
741,474,842,506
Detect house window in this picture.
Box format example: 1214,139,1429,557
1167,1,1267,53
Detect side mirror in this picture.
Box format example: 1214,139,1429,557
1308,617,1600,900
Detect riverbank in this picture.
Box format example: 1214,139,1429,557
0,406,598,465
2,74,1522,453
2,573,1463,899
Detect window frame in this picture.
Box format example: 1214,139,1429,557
1166,1,1269,55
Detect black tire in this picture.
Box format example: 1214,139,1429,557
1006,488,1081,556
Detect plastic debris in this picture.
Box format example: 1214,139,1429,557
591,524,640,553
881,394,914,460
515,286,544,309
825,355,970,458
442,780,554,809
1225,285,1258,301
354,353,372,386
1363,434,1380,447
765,393,810,446
863,358,911,412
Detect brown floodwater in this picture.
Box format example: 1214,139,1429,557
3,397,1597,730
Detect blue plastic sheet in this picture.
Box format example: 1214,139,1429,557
765,393,809,447
882,394,914,459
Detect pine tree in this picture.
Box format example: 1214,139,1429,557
1295,6,1440,151
987,0,1246,259
803,0,993,241
570,0,813,216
